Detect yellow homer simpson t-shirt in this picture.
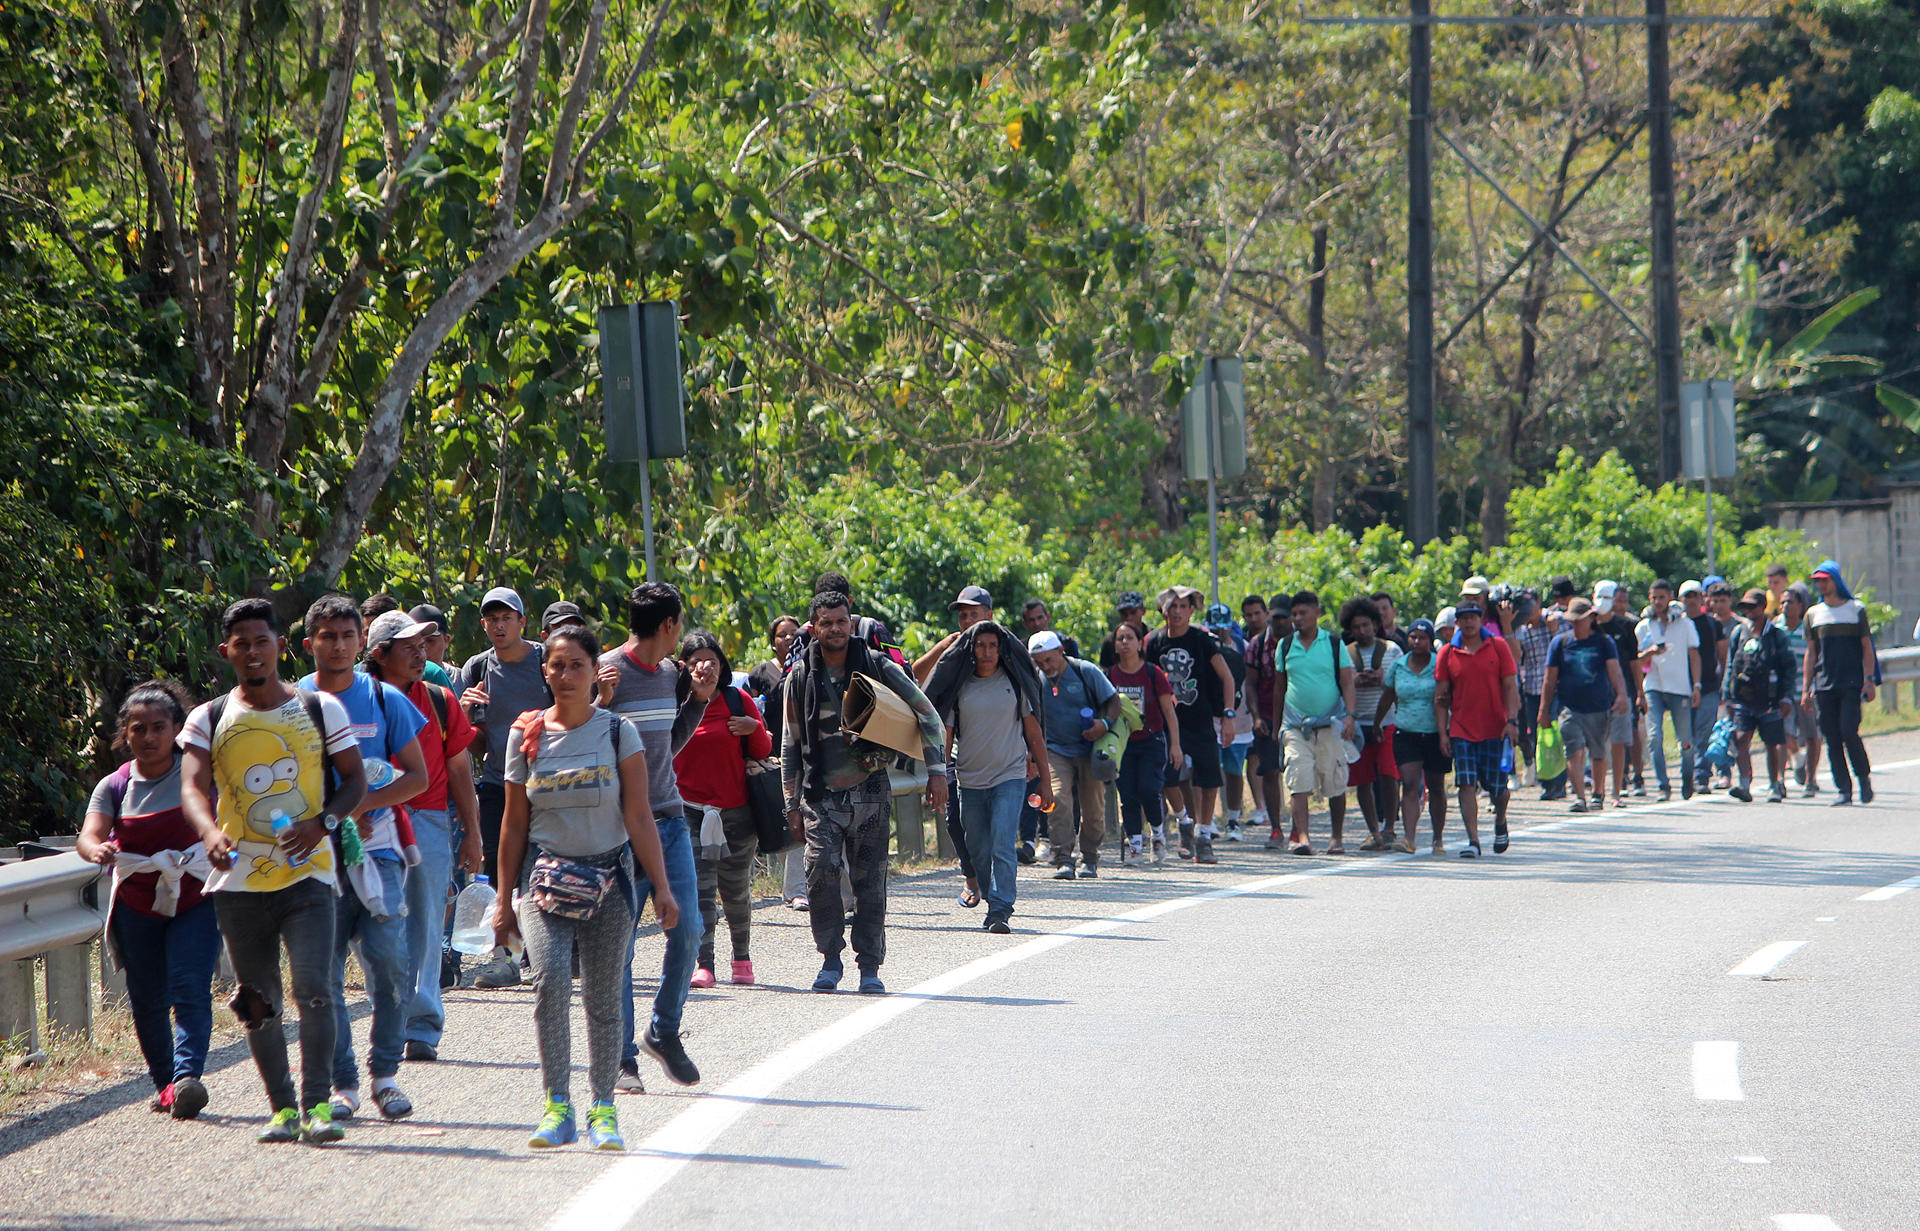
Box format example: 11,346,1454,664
182,688,356,892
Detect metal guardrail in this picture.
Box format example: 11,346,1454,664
0,851,111,1061
1875,646,1920,712
889,766,932,857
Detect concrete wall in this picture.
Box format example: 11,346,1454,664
1768,485,1920,645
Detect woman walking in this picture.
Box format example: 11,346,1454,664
1376,620,1451,855
676,630,774,987
491,627,681,1151
1340,597,1402,851
1105,623,1182,865
77,680,223,1120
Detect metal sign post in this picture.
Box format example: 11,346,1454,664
598,301,686,582
1681,378,1736,575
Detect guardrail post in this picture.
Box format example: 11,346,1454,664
1,958,40,1057
45,942,94,1040
895,791,925,858
100,947,128,1006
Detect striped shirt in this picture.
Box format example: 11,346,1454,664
597,645,707,820
1806,598,1871,693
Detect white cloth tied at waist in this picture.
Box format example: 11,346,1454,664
112,846,213,918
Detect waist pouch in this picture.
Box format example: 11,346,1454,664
528,850,619,921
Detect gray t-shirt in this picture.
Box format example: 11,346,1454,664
505,709,644,857
597,644,705,822
949,672,1030,791
455,641,547,785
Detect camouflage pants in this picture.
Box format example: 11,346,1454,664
803,773,892,969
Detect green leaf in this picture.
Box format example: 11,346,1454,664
1784,287,1879,357
1877,383,1920,432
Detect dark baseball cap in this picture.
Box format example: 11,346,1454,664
542,600,585,631
949,585,993,610
1549,575,1577,600
407,604,449,636
1114,590,1146,610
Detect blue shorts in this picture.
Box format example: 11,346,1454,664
1221,743,1250,776
1729,703,1785,748
1451,737,1509,795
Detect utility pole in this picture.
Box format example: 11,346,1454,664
1407,0,1438,545
1646,0,1684,483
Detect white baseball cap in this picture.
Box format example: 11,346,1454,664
1027,630,1064,654
1678,579,1704,597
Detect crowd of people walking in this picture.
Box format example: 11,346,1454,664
73,556,1883,1148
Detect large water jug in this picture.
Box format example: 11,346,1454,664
450,876,498,955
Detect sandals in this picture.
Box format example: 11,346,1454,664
1288,842,1314,856
1358,836,1387,852
372,1084,413,1120
1394,838,1417,854
956,885,981,909
1324,843,1348,856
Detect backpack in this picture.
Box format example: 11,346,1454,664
1277,628,1346,729
1728,626,1779,708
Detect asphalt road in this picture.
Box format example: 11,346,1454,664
4,735,1917,1231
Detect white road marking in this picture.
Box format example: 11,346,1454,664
540,856,1401,1231
1693,1041,1744,1100
1735,1156,1769,1164
1773,1216,1845,1231
1730,940,1807,978
1815,916,1837,922
1855,874,1920,902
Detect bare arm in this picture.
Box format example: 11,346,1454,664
1375,684,1398,731
1338,664,1358,739
447,751,483,872
1537,669,1558,723
1604,659,1629,715
1687,646,1701,694
77,810,116,864
1434,678,1453,751
491,782,531,945
912,631,959,685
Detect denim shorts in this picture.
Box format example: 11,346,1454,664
1729,702,1785,748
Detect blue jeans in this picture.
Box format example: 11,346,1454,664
330,854,411,1086
1692,688,1721,785
621,814,702,1064
958,778,1024,917
1645,690,1695,793
1018,775,1043,844
404,807,456,1048
1116,731,1167,838
110,898,221,1090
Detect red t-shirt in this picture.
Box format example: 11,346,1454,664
1437,635,1517,742
674,689,774,810
404,679,477,811
1106,663,1173,739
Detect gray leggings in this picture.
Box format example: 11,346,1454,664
519,892,635,1106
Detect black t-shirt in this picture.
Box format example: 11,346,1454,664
1144,626,1222,730
1691,614,1724,693
1598,615,1641,698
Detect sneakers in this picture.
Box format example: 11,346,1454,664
170,1076,207,1120
1052,862,1077,880
1122,839,1143,867
586,1101,624,1150
149,1082,175,1114
639,1023,701,1086
529,1098,577,1148
1264,829,1286,850
689,967,716,989
1767,781,1787,803
1150,834,1167,864
1224,821,1244,842
1034,840,1053,864
301,1102,345,1144
1177,822,1196,860
1728,784,1753,803
1570,798,1589,813
615,1060,646,1094
1831,793,1853,807
405,1040,438,1062
1016,840,1036,865
985,915,1011,934
257,1107,301,1143
471,948,523,989
731,959,755,985
1860,779,1874,804
1194,836,1217,865
1805,782,1820,798
440,950,461,990
1077,862,1099,878
858,969,886,995
812,963,844,992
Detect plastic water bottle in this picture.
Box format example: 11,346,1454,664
450,876,498,955
269,809,306,867
1499,739,1515,775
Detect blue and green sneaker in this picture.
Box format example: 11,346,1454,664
529,1097,577,1149
257,1108,301,1143
586,1102,624,1151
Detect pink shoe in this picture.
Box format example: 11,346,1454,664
730,959,755,985
689,967,716,989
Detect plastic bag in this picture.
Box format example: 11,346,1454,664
1536,720,1568,782
697,804,731,862
1704,716,1737,771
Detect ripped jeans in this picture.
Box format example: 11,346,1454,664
214,878,338,1113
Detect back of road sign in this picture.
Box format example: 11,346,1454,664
599,301,686,464
1182,357,1247,482
1681,378,1735,481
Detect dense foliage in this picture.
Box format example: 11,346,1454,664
4,0,1917,837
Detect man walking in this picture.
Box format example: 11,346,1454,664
915,586,993,893
784,592,948,994
453,586,548,987
362,611,484,1065
595,582,709,1092
299,596,430,1123
1724,589,1796,802
1241,594,1285,842
1680,580,1727,795
1144,585,1237,862
1274,591,1359,856
181,598,366,1144
1637,580,1701,801
1774,581,1822,796
1021,598,1082,660
1030,630,1122,878
1803,560,1878,804
1434,600,1520,858
1537,598,1628,813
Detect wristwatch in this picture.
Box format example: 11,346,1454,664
1222,708,1236,719
320,813,341,833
